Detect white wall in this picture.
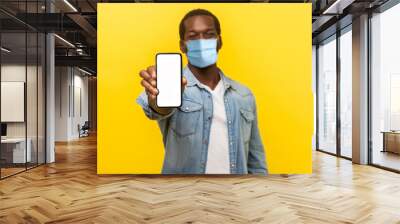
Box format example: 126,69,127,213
55,67,89,141
55,67,70,141
73,73,89,138
1,65,38,137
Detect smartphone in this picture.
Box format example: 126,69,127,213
156,53,182,107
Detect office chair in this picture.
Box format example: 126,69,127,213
79,121,90,138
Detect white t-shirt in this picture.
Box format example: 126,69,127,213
203,80,230,174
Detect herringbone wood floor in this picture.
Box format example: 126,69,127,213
1,134,400,224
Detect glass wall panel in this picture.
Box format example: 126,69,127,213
26,0,40,169
318,36,337,154
339,28,352,158
371,3,400,171
1,30,28,177
27,30,38,169
0,1,46,179
38,32,45,165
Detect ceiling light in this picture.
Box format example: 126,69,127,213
322,0,354,15
1,47,11,53
63,0,78,12
78,67,93,76
54,34,75,48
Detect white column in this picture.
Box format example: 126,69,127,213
45,0,56,163
352,14,369,164
46,32,55,163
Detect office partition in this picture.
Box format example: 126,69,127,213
0,0,47,179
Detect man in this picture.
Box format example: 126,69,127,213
137,9,267,175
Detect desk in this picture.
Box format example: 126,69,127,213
382,131,400,154
1,138,31,163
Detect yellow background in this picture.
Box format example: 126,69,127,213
98,3,313,174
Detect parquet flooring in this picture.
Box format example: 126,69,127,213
1,134,400,223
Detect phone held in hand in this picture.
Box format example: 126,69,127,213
156,53,182,108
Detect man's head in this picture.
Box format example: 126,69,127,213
179,9,221,41
179,9,222,68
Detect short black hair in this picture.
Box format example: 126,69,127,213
179,9,221,40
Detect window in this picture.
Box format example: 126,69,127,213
390,74,400,130
317,36,337,154
370,2,400,171
339,28,352,158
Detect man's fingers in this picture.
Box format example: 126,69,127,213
140,69,156,88
141,80,158,95
139,66,158,104
182,77,187,87
147,66,156,79
181,77,187,94
148,93,156,101
139,70,152,82
145,90,157,99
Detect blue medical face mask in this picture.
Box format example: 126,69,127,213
186,38,218,68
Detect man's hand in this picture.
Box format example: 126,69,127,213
139,65,187,115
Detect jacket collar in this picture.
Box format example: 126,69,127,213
183,66,233,91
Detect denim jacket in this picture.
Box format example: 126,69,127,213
136,66,267,174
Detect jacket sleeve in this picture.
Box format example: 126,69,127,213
247,93,268,175
136,91,176,120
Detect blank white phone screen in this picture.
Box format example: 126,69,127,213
156,54,182,107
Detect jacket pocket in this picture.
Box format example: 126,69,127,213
240,108,255,143
170,99,203,137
